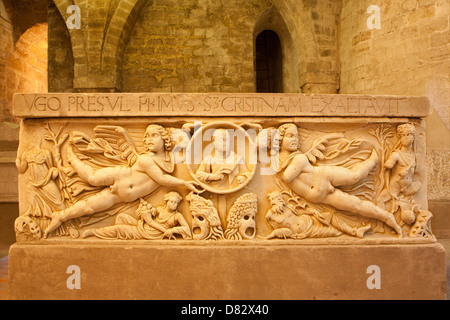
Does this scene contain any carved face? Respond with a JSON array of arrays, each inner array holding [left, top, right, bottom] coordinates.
[[399, 131, 415, 147], [191, 210, 210, 240], [409, 220, 424, 237], [397, 124, 416, 148], [269, 193, 286, 215], [408, 210, 430, 237], [212, 129, 230, 154], [272, 133, 280, 152], [237, 208, 256, 240], [166, 197, 180, 212], [15, 216, 42, 240], [144, 126, 165, 152], [281, 124, 299, 152]]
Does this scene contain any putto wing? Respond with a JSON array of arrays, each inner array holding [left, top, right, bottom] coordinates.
[[93, 125, 139, 166]]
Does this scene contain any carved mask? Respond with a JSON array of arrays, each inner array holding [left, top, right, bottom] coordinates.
[[191, 211, 210, 240], [227, 193, 258, 240], [409, 219, 425, 237], [187, 192, 222, 240], [408, 209, 431, 238], [237, 210, 256, 240], [15, 216, 42, 240]]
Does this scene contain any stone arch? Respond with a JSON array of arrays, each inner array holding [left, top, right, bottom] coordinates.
[[1, 0, 48, 46], [256, 2, 338, 93], [254, 5, 302, 93], [52, 0, 148, 91], [101, 0, 149, 90], [4, 23, 47, 120], [52, 0, 88, 85], [10, 23, 48, 92]]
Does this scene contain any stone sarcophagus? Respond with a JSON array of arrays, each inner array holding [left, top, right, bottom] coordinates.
[[9, 93, 446, 300]]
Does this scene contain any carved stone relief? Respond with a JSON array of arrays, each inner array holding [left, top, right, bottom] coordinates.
[[189, 121, 256, 195], [13, 95, 434, 242]]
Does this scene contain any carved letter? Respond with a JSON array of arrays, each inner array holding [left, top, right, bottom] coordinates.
[[47, 97, 61, 111]]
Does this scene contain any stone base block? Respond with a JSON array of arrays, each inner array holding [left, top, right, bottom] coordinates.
[[8, 241, 446, 300]]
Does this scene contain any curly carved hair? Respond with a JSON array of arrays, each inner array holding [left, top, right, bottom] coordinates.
[[163, 191, 183, 204], [225, 193, 257, 240], [397, 123, 416, 137], [277, 123, 297, 143], [186, 192, 225, 240], [267, 123, 297, 152], [145, 124, 174, 151]]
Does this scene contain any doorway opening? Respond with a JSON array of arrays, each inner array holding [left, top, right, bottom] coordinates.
[[255, 30, 283, 93]]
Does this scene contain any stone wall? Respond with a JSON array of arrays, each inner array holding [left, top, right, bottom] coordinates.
[[0, 1, 14, 122], [121, 0, 341, 94], [340, 0, 448, 126], [47, 0, 341, 94], [6, 23, 48, 104], [122, 0, 273, 93], [0, 0, 47, 122], [47, 0, 73, 93]]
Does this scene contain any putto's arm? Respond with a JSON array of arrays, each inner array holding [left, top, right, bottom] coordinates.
[[142, 156, 202, 192], [384, 151, 399, 169], [282, 154, 306, 183]]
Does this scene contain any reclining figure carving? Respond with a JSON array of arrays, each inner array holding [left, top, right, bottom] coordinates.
[[43, 124, 201, 238], [82, 192, 192, 240], [262, 190, 371, 239], [271, 123, 403, 236]]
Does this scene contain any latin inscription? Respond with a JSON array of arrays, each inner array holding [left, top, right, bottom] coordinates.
[[15, 93, 425, 118]]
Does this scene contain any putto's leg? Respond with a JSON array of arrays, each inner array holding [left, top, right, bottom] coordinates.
[[67, 146, 116, 186], [329, 149, 379, 187], [43, 211, 64, 238], [324, 189, 402, 236], [67, 146, 94, 182], [351, 149, 379, 180], [44, 189, 120, 238]]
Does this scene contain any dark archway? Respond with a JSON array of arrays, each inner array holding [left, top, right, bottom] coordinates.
[[255, 30, 283, 93]]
